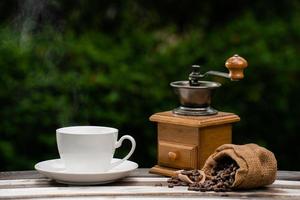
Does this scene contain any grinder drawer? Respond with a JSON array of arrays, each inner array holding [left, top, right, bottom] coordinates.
[[158, 141, 197, 169]]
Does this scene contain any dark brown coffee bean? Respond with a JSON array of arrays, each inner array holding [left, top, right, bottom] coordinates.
[[155, 183, 163, 186], [192, 185, 201, 191], [223, 181, 230, 187], [172, 179, 179, 183], [192, 170, 200, 176], [176, 182, 183, 186], [190, 182, 198, 187], [168, 184, 174, 188], [212, 178, 218, 183], [216, 187, 226, 192], [188, 187, 195, 191], [216, 182, 224, 188], [221, 173, 230, 180], [211, 169, 216, 176], [167, 178, 173, 183], [180, 182, 188, 186], [207, 186, 213, 191]]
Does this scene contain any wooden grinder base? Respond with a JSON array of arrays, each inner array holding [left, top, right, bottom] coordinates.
[[149, 111, 240, 177]]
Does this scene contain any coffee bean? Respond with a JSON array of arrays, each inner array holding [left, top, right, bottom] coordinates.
[[216, 182, 223, 187], [168, 183, 174, 188], [190, 182, 198, 187], [212, 177, 218, 183], [192, 170, 200, 176], [188, 186, 198, 191], [155, 183, 163, 186], [180, 182, 188, 186], [172, 179, 179, 183]]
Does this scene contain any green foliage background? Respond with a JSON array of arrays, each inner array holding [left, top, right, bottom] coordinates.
[[0, 0, 300, 170]]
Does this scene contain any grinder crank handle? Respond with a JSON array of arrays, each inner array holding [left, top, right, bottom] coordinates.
[[189, 54, 248, 85], [225, 54, 248, 81]]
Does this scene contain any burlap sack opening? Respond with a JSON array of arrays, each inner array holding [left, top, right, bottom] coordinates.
[[202, 143, 277, 189]]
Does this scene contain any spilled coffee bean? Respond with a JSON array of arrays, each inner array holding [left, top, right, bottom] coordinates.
[[167, 156, 239, 192]]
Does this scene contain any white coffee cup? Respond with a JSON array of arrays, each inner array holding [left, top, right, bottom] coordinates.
[[56, 126, 136, 172]]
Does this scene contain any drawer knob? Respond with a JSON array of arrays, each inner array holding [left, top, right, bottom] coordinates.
[[168, 151, 177, 161]]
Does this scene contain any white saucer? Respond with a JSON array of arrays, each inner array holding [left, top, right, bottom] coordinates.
[[35, 158, 138, 185]]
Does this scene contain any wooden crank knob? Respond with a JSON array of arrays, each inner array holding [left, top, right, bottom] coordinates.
[[225, 54, 248, 81], [168, 151, 177, 161]]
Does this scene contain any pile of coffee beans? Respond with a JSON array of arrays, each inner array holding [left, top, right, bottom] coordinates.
[[167, 176, 188, 187], [167, 156, 239, 192], [181, 169, 204, 182]]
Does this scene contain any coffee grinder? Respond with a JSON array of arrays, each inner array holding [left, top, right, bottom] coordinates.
[[149, 54, 248, 176]]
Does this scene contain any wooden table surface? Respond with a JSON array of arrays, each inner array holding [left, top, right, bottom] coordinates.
[[1, 169, 300, 199]]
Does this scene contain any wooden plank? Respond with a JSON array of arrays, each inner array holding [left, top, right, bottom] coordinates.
[[1, 176, 300, 190], [8, 197, 296, 200], [0, 171, 45, 180], [0, 177, 169, 189], [14, 197, 300, 200], [0, 169, 159, 180], [1, 185, 300, 199], [1, 170, 300, 181], [1, 177, 300, 199], [1, 170, 300, 199], [0, 178, 61, 188], [270, 180, 300, 189], [28, 198, 215, 200], [34, 198, 300, 200], [277, 171, 300, 181]]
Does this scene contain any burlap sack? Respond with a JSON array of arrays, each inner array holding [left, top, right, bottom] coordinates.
[[202, 143, 277, 189]]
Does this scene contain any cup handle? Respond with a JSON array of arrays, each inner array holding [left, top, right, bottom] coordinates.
[[111, 135, 136, 168]]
